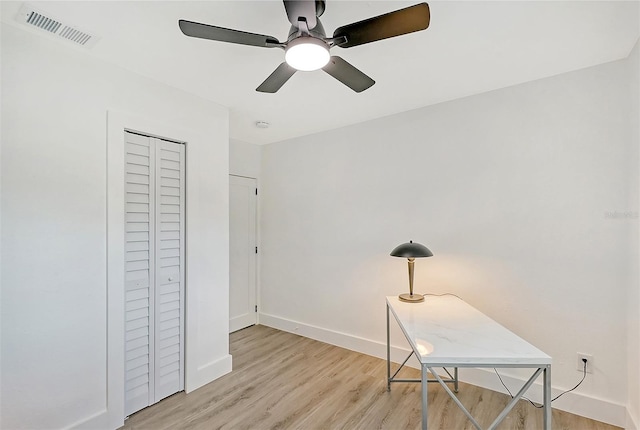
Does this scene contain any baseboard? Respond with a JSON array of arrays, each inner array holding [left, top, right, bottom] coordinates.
[[186, 353, 233, 394], [259, 312, 627, 428], [67, 355, 232, 430], [627, 407, 639, 430], [258, 312, 418, 366], [66, 408, 108, 430], [460, 367, 627, 428], [230, 314, 256, 333]]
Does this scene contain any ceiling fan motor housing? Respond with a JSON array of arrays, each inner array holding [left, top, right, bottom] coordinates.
[[287, 19, 326, 41]]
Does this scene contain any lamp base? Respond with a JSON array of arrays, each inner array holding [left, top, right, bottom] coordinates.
[[399, 293, 425, 303]]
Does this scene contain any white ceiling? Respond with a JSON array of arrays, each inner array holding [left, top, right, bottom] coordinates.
[[2, 1, 639, 144]]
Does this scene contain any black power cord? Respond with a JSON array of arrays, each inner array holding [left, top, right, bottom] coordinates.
[[421, 293, 589, 407], [494, 358, 588, 409]]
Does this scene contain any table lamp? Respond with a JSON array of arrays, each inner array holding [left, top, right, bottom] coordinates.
[[390, 240, 433, 303]]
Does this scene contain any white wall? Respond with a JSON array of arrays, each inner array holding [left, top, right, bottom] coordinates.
[[260, 54, 636, 426], [230, 138, 261, 179], [627, 40, 640, 430], [1, 23, 230, 429]]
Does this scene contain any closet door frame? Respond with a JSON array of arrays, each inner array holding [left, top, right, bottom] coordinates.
[[107, 111, 193, 428]]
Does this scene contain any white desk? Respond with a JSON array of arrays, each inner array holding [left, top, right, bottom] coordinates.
[[386, 295, 552, 430]]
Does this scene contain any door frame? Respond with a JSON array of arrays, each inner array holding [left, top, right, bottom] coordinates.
[[107, 111, 193, 428], [229, 174, 259, 332]]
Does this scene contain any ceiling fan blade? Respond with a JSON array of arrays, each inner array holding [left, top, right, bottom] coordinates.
[[256, 63, 297, 93], [283, 0, 317, 30], [322, 56, 374, 93], [179, 20, 281, 48], [333, 3, 430, 48]]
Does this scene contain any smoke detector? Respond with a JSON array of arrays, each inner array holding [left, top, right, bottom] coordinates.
[[15, 3, 100, 48], [255, 121, 270, 129]]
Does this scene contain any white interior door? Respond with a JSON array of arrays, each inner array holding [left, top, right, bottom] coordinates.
[[124, 131, 185, 417], [229, 175, 257, 333]]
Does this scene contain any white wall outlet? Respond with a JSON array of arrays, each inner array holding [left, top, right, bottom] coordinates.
[[577, 353, 593, 373]]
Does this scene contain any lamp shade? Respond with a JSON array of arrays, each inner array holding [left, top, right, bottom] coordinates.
[[390, 240, 433, 258]]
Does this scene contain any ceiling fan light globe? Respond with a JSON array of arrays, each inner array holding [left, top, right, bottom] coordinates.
[[285, 37, 330, 71]]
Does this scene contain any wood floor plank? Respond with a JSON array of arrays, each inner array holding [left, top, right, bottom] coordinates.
[[120, 325, 621, 430]]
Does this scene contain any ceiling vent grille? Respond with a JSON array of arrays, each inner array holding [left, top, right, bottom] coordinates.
[[16, 4, 99, 48]]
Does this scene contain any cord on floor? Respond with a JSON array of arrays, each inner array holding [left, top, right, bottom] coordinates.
[[494, 360, 587, 409]]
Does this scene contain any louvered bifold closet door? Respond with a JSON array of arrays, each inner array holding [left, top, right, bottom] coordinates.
[[124, 132, 185, 417], [124, 132, 156, 416], [153, 139, 185, 402]]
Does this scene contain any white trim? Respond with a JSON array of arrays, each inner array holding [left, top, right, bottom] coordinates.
[[66, 409, 108, 430], [628, 407, 639, 430], [259, 312, 627, 428], [188, 354, 233, 393], [230, 314, 257, 333], [461, 368, 627, 427], [258, 312, 413, 364], [255, 175, 262, 328], [107, 110, 127, 429]]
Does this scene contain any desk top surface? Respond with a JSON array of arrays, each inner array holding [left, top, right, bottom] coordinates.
[[386, 295, 551, 366]]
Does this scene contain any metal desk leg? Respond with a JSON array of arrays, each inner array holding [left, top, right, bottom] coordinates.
[[387, 303, 391, 392], [544, 365, 551, 429], [422, 364, 428, 430], [454, 367, 459, 393]]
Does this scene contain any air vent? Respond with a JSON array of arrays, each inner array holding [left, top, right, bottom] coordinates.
[[16, 4, 99, 48]]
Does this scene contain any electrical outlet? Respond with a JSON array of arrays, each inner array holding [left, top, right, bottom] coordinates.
[[577, 353, 593, 374]]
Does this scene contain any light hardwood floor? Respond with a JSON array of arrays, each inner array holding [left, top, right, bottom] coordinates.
[[121, 325, 620, 430]]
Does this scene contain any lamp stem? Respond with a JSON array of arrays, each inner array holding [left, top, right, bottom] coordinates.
[[408, 258, 415, 296]]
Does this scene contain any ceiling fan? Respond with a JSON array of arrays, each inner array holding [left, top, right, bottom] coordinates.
[[178, 1, 430, 93]]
